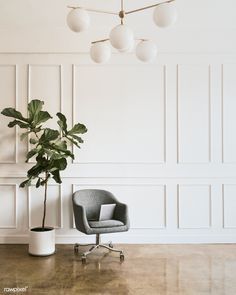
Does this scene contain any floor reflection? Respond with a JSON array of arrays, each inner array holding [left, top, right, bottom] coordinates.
[[1, 244, 236, 294]]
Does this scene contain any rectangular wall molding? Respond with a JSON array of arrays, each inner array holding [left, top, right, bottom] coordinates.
[[0, 184, 17, 229], [27, 64, 63, 159], [177, 64, 211, 164], [27, 64, 63, 111], [0, 65, 18, 164], [177, 184, 212, 229], [222, 184, 236, 228], [28, 184, 63, 229], [72, 64, 166, 164], [221, 64, 236, 163]]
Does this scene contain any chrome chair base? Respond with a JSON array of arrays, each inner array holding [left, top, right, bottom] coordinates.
[[74, 234, 124, 264]]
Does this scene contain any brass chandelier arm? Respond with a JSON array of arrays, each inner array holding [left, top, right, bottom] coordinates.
[[67, 6, 118, 16], [91, 38, 110, 44], [91, 37, 149, 44], [125, 0, 175, 15]]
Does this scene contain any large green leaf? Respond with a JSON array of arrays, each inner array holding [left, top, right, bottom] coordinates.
[[66, 136, 80, 148], [28, 100, 44, 120], [54, 140, 67, 151], [34, 111, 52, 126], [1, 108, 29, 122], [51, 170, 62, 184], [49, 143, 74, 159], [36, 178, 41, 188], [56, 112, 67, 133], [8, 120, 29, 129], [67, 123, 87, 135], [44, 149, 54, 158], [50, 153, 64, 160], [35, 154, 49, 166], [48, 158, 67, 175], [27, 155, 50, 177], [20, 178, 32, 188], [53, 158, 67, 170], [27, 163, 44, 178], [40, 128, 60, 143], [71, 134, 84, 143], [27, 100, 52, 126], [29, 138, 38, 145], [25, 148, 40, 162], [46, 140, 74, 159]]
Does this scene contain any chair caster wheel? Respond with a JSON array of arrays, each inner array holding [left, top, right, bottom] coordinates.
[[74, 245, 79, 253], [120, 253, 124, 261], [82, 256, 87, 264], [109, 242, 113, 248]]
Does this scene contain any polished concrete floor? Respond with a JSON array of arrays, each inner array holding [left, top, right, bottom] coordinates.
[[0, 244, 236, 295]]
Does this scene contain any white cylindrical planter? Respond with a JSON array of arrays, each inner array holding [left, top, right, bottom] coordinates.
[[29, 227, 55, 256]]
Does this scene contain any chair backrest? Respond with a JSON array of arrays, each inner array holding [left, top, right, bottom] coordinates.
[[72, 189, 118, 220]]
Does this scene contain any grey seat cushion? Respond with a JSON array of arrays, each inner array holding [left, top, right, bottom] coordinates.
[[89, 219, 124, 228]]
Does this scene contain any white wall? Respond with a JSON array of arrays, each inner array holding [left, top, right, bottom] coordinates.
[[0, 0, 236, 244]]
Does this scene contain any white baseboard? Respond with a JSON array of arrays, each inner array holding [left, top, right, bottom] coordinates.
[[0, 235, 29, 244], [1, 234, 236, 244]]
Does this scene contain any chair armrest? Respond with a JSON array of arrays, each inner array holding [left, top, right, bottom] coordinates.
[[73, 203, 90, 234], [114, 202, 129, 226]]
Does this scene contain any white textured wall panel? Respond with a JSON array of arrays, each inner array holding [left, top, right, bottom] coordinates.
[[223, 185, 236, 228], [178, 185, 211, 229], [0, 54, 235, 243], [0, 65, 17, 163], [28, 64, 62, 127], [222, 64, 236, 163], [0, 185, 17, 229], [177, 65, 210, 163], [73, 65, 166, 163]]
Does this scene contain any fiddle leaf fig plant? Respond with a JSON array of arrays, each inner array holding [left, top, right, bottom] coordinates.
[[1, 100, 87, 230]]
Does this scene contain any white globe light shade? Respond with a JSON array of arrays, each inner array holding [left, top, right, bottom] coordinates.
[[118, 39, 134, 53], [153, 3, 178, 28], [109, 24, 134, 51], [67, 8, 90, 32], [90, 42, 111, 64], [136, 40, 157, 62]]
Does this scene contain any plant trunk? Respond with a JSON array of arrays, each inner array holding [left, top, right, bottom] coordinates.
[[42, 172, 48, 230]]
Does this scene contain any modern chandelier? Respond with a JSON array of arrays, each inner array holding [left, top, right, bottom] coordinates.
[[66, 0, 177, 63]]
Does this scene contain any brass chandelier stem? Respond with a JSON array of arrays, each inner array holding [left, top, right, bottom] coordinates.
[[119, 0, 125, 24]]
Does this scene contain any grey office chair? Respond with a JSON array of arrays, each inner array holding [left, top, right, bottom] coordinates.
[[72, 189, 130, 263]]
